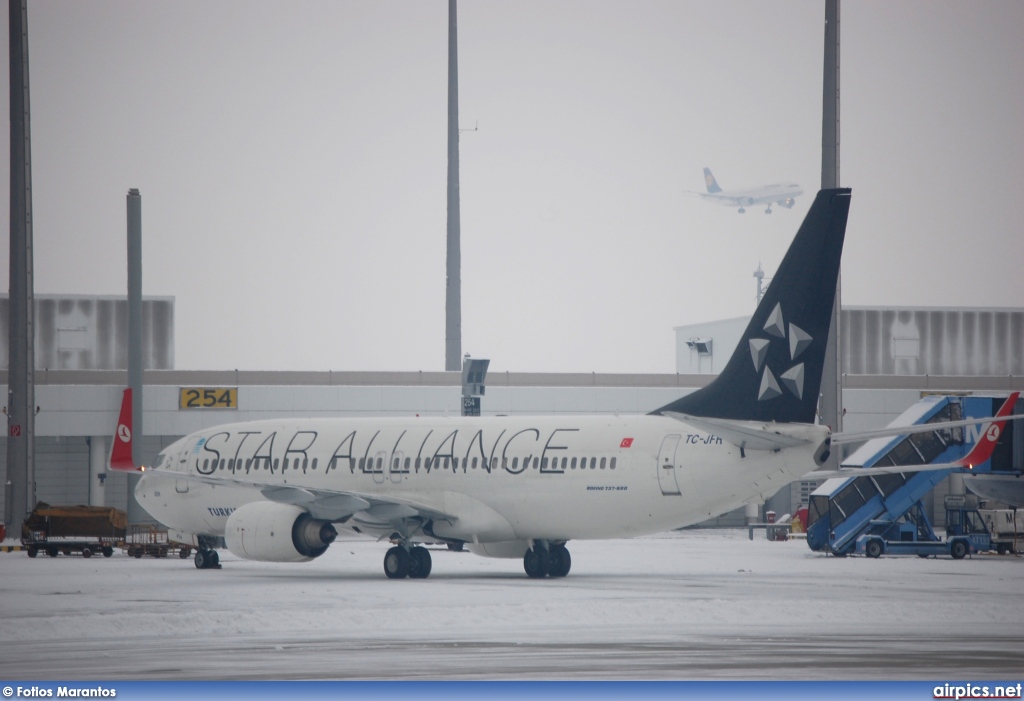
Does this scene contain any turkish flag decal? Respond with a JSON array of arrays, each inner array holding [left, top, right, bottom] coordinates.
[[620, 437, 634, 448]]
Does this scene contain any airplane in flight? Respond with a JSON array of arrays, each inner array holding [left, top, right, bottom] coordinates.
[[105, 187, 1018, 579], [696, 167, 803, 214]]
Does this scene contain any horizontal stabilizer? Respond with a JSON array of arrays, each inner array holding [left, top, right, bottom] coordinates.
[[808, 461, 969, 480], [831, 413, 1024, 445], [808, 392, 1021, 479], [664, 412, 815, 452]]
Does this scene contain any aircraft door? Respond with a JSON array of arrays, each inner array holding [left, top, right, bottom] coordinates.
[[389, 451, 405, 483], [175, 436, 203, 494], [372, 450, 387, 484], [657, 434, 682, 496]]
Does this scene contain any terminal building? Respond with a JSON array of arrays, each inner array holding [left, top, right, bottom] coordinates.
[[2, 296, 1021, 529]]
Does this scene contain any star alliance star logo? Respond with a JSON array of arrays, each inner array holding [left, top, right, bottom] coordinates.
[[749, 303, 810, 402]]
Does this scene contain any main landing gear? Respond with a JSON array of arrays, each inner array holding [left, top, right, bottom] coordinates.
[[194, 548, 220, 569], [523, 542, 571, 579], [383, 545, 433, 579]]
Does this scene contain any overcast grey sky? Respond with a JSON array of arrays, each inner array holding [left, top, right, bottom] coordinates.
[[2, 1, 1022, 373]]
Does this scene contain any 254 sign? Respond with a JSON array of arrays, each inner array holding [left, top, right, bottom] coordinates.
[[179, 387, 238, 410]]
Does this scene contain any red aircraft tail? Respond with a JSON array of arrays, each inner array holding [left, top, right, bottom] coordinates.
[[957, 391, 1020, 469], [109, 388, 141, 471]]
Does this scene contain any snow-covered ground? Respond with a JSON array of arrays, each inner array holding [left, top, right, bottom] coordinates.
[[1, 529, 1022, 680]]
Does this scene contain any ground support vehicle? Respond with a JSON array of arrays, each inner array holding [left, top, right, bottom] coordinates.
[[124, 524, 194, 559], [807, 394, 1020, 557], [975, 508, 1022, 554], [855, 504, 991, 559], [21, 502, 127, 558]]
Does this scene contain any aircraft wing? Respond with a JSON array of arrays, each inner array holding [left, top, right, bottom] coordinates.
[[153, 468, 456, 524]]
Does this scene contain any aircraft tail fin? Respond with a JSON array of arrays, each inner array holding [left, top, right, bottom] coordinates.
[[958, 392, 1020, 469], [109, 388, 141, 471], [703, 167, 722, 193], [652, 188, 852, 424]]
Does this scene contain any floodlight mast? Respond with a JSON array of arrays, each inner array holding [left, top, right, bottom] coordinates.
[[820, 0, 843, 450], [7, 0, 36, 538], [445, 0, 462, 371]]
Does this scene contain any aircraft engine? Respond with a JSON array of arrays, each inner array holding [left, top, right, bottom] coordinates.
[[780, 198, 796, 209], [225, 501, 337, 562]]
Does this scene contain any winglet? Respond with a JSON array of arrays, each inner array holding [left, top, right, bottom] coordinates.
[[109, 388, 141, 471], [957, 392, 1020, 469]]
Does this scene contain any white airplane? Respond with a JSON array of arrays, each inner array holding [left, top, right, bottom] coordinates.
[[109, 188, 852, 577], [697, 167, 803, 214], [109, 189, 853, 580]]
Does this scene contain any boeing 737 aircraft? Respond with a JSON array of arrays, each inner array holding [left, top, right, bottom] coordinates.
[[112, 189, 850, 577], [697, 167, 803, 214], [108, 188, 1020, 578]]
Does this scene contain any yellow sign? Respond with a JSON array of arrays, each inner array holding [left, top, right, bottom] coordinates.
[[179, 387, 238, 409]]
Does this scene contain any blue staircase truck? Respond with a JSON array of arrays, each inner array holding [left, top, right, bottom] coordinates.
[[806, 394, 1019, 558]]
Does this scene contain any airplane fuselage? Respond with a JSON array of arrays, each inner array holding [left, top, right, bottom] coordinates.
[[701, 183, 803, 209], [136, 414, 824, 550]]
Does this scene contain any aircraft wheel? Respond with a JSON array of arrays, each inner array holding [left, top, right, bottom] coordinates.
[[738, 207, 746, 214], [548, 544, 571, 577], [195, 549, 219, 569], [865, 539, 882, 559], [951, 540, 968, 560], [523, 547, 550, 578], [408, 546, 432, 579], [384, 546, 410, 579]]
